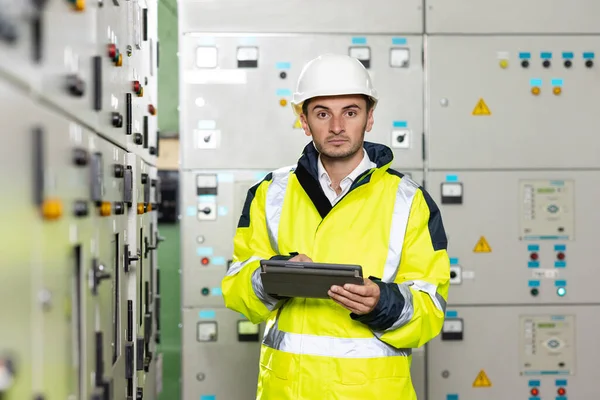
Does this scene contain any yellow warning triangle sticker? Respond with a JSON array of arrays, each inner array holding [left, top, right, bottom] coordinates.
[[293, 117, 303, 129], [472, 98, 491, 116], [473, 369, 492, 387], [473, 236, 492, 253]]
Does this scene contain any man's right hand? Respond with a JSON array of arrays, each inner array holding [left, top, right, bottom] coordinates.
[[289, 254, 313, 262]]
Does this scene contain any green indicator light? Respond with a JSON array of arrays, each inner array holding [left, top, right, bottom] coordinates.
[[557, 287, 567, 297]]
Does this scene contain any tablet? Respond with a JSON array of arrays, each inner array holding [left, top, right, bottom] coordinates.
[[259, 259, 363, 299]]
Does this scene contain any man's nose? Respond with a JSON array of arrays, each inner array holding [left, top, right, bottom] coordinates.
[[329, 115, 344, 134]]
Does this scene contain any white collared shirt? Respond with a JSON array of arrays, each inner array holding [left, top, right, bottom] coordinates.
[[317, 148, 376, 205]]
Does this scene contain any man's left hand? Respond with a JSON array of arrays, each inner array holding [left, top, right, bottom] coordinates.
[[328, 278, 380, 315]]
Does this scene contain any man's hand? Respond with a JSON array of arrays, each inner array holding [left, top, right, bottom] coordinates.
[[289, 254, 312, 262], [328, 278, 380, 315]]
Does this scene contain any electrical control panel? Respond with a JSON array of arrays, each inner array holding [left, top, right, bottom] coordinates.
[[179, 0, 423, 34], [0, 2, 161, 400], [426, 36, 600, 170], [427, 171, 599, 305], [428, 306, 599, 400], [182, 308, 262, 400], [180, 170, 265, 307]]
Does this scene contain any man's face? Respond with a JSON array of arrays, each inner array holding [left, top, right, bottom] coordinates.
[[300, 94, 374, 160]]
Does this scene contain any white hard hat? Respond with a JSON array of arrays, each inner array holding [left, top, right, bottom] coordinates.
[[291, 53, 379, 116]]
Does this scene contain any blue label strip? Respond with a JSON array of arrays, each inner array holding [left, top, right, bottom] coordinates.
[[197, 247, 214, 256], [446, 175, 458, 182], [528, 280, 540, 287], [551, 78, 564, 86], [392, 37, 407, 45], [555, 280, 567, 287], [530, 78, 542, 86], [276, 62, 291, 69], [529, 380, 541, 386], [446, 310, 458, 318], [276, 88, 292, 97], [556, 379, 568, 386], [519, 52, 531, 59], [524, 236, 569, 241], [583, 52, 595, 59], [211, 287, 222, 296], [352, 37, 367, 45], [528, 244, 540, 251], [555, 261, 566, 268], [199, 310, 216, 319], [450, 258, 459, 265], [211, 256, 226, 266], [541, 52, 553, 59], [562, 52, 574, 59], [393, 120, 407, 128], [446, 395, 459, 400], [554, 244, 566, 251], [528, 261, 540, 268]]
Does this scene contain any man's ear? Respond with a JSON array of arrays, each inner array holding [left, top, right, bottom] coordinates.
[[300, 114, 311, 137], [365, 108, 375, 132]]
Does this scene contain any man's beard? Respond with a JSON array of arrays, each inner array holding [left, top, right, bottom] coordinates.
[[309, 121, 366, 160]]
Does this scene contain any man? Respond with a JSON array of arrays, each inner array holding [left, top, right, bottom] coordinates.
[[222, 54, 450, 399]]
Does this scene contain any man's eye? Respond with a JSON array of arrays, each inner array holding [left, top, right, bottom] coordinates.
[[347, 111, 356, 117], [318, 112, 328, 118]]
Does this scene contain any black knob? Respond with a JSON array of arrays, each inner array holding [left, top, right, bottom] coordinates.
[[531, 288, 539, 296], [73, 148, 89, 166], [280, 71, 287, 79], [521, 60, 529, 68], [133, 133, 143, 145], [112, 112, 123, 128], [450, 270, 457, 279], [543, 60, 551, 68], [66, 74, 85, 97], [586, 60, 594, 68], [201, 207, 211, 214], [114, 164, 124, 178], [74, 200, 89, 217], [141, 173, 148, 184], [149, 147, 157, 155], [114, 202, 125, 215], [201, 288, 210, 296], [564, 60, 572, 68]]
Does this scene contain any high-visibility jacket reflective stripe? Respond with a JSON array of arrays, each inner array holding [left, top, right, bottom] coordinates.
[[265, 165, 295, 254], [263, 317, 412, 358]]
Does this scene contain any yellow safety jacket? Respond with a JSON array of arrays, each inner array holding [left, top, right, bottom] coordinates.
[[222, 141, 450, 400]]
